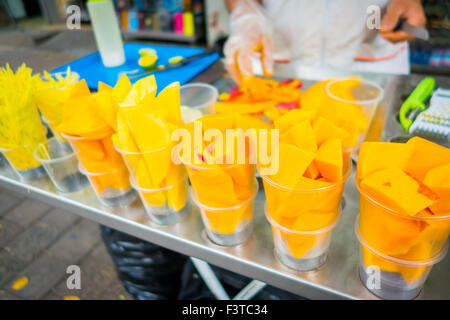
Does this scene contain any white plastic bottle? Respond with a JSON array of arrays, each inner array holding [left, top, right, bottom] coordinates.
[[87, 0, 125, 67]]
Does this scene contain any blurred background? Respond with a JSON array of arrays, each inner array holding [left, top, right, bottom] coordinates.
[[0, 0, 449, 75]]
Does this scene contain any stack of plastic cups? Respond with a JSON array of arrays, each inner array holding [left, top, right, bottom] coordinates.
[[261, 161, 352, 271], [62, 132, 136, 208], [179, 83, 218, 123], [180, 148, 257, 246], [114, 143, 190, 226], [356, 181, 450, 299], [34, 137, 88, 193], [325, 78, 384, 153]]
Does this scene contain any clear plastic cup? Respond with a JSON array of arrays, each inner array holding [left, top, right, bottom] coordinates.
[[326, 78, 384, 151], [260, 161, 351, 270], [113, 142, 172, 185], [357, 179, 450, 261], [0, 144, 47, 181], [355, 216, 448, 300], [34, 138, 88, 193], [265, 203, 341, 271], [180, 83, 218, 123], [78, 163, 137, 208], [191, 181, 258, 246], [130, 175, 190, 225]]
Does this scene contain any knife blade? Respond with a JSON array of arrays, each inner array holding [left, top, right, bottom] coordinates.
[[394, 20, 429, 41]]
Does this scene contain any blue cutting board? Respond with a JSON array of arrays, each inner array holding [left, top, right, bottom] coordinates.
[[52, 43, 220, 93]]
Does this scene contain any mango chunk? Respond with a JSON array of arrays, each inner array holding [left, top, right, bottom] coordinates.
[[361, 168, 435, 217], [304, 162, 320, 179], [356, 141, 414, 180], [314, 138, 343, 182], [313, 117, 350, 146]]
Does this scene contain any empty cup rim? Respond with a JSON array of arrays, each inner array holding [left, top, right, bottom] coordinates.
[[260, 160, 352, 193], [78, 162, 127, 176], [191, 179, 259, 211], [33, 137, 74, 163], [326, 77, 384, 105], [180, 83, 219, 111], [356, 179, 450, 221], [264, 202, 341, 235], [129, 174, 188, 192], [113, 139, 170, 156], [355, 215, 449, 266]]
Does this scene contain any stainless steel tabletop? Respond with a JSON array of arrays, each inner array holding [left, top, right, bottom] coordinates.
[[0, 62, 448, 299]]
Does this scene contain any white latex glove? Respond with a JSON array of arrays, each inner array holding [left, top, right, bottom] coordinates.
[[223, 0, 273, 84]]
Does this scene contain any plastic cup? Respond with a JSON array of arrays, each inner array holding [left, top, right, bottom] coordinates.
[[355, 216, 448, 299], [265, 203, 341, 271], [130, 175, 190, 225], [113, 141, 190, 219], [78, 163, 136, 208], [326, 78, 384, 151], [191, 181, 258, 246], [180, 83, 218, 123], [42, 117, 66, 142], [260, 161, 352, 270], [0, 143, 47, 182], [113, 142, 170, 185], [62, 131, 130, 185], [34, 138, 88, 193], [357, 179, 450, 261]]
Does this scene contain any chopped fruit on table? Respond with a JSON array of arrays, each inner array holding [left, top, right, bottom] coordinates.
[[357, 137, 450, 283], [217, 76, 370, 150]]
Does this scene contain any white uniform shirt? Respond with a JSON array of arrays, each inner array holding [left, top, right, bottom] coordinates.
[[262, 0, 410, 74]]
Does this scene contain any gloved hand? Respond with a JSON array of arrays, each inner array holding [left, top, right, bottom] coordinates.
[[224, 0, 273, 84], [380, 0, 426, 43]]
